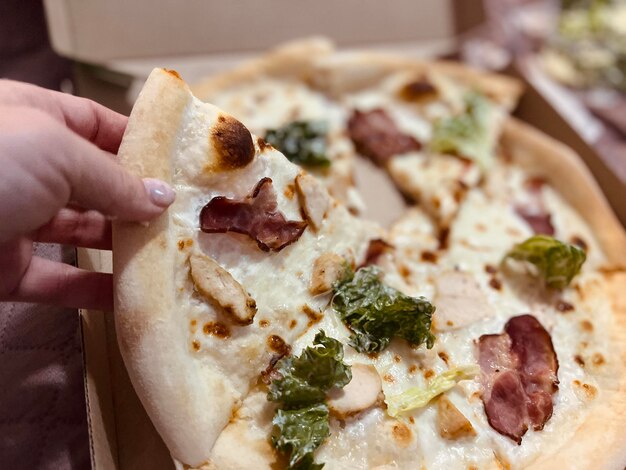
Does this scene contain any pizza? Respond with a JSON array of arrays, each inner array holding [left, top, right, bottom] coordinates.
[[112, 40, 626, 470]]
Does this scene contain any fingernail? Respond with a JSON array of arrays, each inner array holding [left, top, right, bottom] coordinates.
[[143, 178, 176, 207]]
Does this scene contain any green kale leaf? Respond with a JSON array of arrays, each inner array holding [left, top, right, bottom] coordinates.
[[430, 92, 494, 169], [268, 330, 352, 408], [272, 403, 330, 469], [265, 120, 331, 167], [268, 331, 350, 468], [332, 266, 435, 353], [503, 235, 586, 289]]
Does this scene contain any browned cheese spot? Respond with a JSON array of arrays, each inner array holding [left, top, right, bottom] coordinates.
[[421, 251, 438, 263], [424, 369, 435, 379], [446, 320, 454, 327], [438, 227, 450, 250], [393, 354, 401, 364], [574, 355, 585, 367], [573, 380, 597, 400], [210, 114, 255, 171], [580, 320, 593, 332], [408, 365, 418, 374], [191, 340, 201, 352], [556, 300, 574, 313], [283, 184, 295, 200], [302, 304, 323, 326], [391, 422, 413, 447], [408, 416, 415, 424], [592, 352, 605, 366], [505, 227, 523, 237], [484, 264, 498, 274], [203, 321, 230, 339], [489, 277, 502, 291], [259, 319, 270, 328], [438, 351, 450, 365], [399, 264, 412, 279], [267, 335, 291, 356], [178, 238, 194, 251], [383, 373, 395, 383], [289, 319, 298, 330]]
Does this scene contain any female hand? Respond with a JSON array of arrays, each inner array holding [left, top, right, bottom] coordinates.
[[0, 80, 175, 310]]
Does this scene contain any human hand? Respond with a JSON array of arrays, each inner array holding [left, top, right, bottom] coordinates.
[[0, 80, 175, 310]]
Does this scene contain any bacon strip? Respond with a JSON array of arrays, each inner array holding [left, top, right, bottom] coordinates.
[[514, 178, 555, 235], [200, 178, 307, 252], [478, 315, 559, 444], [347, 109, 421, 166]]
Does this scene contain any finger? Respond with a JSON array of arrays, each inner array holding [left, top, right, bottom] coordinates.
[[0, 109, 175, 228], [34, 208, 112, 250], [64, 130, 176, 220], [4, 256, 113, 310], [0, 80, 127, 152]]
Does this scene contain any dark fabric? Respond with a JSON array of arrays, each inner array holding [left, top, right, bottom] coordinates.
[[0, 2, 88, 469], [0, 244, 90, 470]]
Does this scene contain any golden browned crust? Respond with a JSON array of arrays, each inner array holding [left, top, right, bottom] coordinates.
[[498, 121, 626, 468], [191, 37, 335, 99], [501, 118, 626, 267], [209, 114, 255, 171], [192, 38, 523, 112], [308, 51, 523, 110]]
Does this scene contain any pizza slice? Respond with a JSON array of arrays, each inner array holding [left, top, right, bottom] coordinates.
[[338, 61, 523, 230], [112, 68, 388, 467]]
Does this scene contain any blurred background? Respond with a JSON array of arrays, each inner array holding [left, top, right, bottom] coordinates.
[[1, 0, 624, 468]]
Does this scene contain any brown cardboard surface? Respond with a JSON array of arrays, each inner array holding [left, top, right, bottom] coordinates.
[[509, 65, 626, 228], [44, 0, 456, 61]]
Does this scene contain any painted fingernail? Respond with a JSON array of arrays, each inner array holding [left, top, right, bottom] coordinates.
[[143, 178, 176, 207]]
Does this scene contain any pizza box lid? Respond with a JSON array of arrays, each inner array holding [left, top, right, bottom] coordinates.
[[43, 0, 484, 63]]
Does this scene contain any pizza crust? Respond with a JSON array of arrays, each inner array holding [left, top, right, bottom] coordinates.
[[501, 118, 626, 268], [113, 70, 240, 465]]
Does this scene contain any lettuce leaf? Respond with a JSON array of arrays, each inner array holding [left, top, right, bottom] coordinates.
[[268, 330, 352, 408], [272, 403, 329, 469], [268, 331, 351, 468], [332, 266, 435, 353], [385, 365, 479, 417], [265, 120, 331, 167], [504, 235, 586, 289], [430, 92, 494, 169]]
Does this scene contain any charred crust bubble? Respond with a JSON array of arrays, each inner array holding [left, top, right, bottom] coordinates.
[[164, 69, 182, 80], [257, 137, 272, 152], [211, 114, 255, 170]]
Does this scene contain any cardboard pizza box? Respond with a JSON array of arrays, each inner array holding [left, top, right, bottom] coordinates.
[[41, 1, 624, 469]]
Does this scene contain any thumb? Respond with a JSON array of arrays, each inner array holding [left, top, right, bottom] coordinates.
[[62, 124, 176, 221]]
